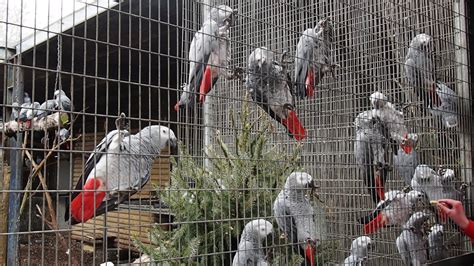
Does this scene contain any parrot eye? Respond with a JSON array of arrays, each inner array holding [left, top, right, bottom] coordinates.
[[162, 130, 166, 134]]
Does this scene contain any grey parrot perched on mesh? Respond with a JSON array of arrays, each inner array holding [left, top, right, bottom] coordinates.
[[273, 172, 318, 265], [342, 236, 373, 266], [396, 211, 432, 266], [175, 5, 239, 111], [245, 47, 306, 141], [294, 18, 336, 98], [232, 219, 273, 266], [359, 190, 427, 234], [410, 165, 464, 201], [370, 92, 416, 152], [428, 82, 458, 128], [354, 108, 390, 204], [428, 224, 447, 262], [405, 34, 459, 128], [394, 133, 419, 186], [66, 123, 177, 224]]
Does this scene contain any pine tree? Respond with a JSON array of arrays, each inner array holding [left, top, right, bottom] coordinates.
[[135, 102, 335, 265]]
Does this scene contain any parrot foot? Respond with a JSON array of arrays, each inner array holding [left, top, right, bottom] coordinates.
[[402, 185, 412, 193], [115, 112, 128, 131], [228, 67, 244, 80], [459, 183, 468, 193]]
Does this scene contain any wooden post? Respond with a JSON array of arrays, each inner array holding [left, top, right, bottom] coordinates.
[[0, 165, 11, 263], [7, 59, 24, 266]]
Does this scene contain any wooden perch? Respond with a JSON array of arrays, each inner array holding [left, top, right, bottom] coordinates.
[[1, 112, 69, 137]]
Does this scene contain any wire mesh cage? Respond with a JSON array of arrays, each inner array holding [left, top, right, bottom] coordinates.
[[0, 0, 472, 265]]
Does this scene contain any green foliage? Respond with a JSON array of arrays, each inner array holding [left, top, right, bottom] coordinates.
[[135, 103, 302, 265]]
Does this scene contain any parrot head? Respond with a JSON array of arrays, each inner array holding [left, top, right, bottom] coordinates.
[[406, 190, 428, 208], [246, 219, 273, 240], [286, 171, 315, 189], [145, 125, 178, 152], [351, 236, 373, 255], [250, 47, 274, 70], [210, 5, 237, 26], [369, 91, 388, 109], [429, 224, 444, 238], [410, 33, 432, 52], [414, 165, 435, 184]]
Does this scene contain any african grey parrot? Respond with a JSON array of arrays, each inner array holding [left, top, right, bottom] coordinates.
[[410, 165, 464, 202], [428, 224, 447, 262], [19, 101, 41, 128], [232, 219, 273, 266], [246, 47, 306, 141], [394, 133, 419, 186], [360, 190, 427, 234], [17, 93, 32, 123], [54, 89, 72, 112], [396, 211, 431, 266], [37, 89, 72, 118], [354, 108, 390, 203], [428, 82, 458, 128], [370, 92, 416, 152], [174, 5, 238, 111], [66, 124, 177, 224], [342, 236, 373, 266], [405, 33, 435, 100], [405, 34, 459, 128], [273, 172, 317, 265], [294, 18, 336, 98]]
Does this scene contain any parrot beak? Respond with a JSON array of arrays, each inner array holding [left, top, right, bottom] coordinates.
[[169, 138, 178, 155]]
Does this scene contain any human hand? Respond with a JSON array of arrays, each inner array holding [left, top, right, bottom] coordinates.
[[437, 199, 470, 230]]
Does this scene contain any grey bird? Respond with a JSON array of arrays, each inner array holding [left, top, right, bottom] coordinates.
[[354, 109, 390, 203], [294, 18, 336, 98], [175, 5, 238, 111], [428, 224, 447, 262], [232, 219, 273, 266], [405, 33, 436, 104], [273, 172, 317, 265], [428, 82, 458, 128], [54, 89, 72, 112], [411, 165, 463, 201], [245, 47, 306, 141], [396, 211, 431, 266], [342, 236, 373, 265], [394, 133, 419, 186], [66, 125, 177, 224], [19, 101, 41, 128], [361, 190, 427, 234], [36, 99, 59, 118], [17, 93, 32, 122]]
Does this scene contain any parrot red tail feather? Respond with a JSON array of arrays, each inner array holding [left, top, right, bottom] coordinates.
[[70, 178, 106, 223], [364, 212, 386, 234], [305, 68, 315, 98], [305, 242, 316, 266], [281, 111, 306, 141], [199, 66, 214, 103]]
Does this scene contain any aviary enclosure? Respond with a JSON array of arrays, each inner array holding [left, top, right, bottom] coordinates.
[[0, 0, 472, 265]]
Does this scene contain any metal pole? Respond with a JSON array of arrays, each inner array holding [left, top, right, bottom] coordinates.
[[7, 57, 24, 266], [202, 0, 212, 170], [453, 0, 471, 195]]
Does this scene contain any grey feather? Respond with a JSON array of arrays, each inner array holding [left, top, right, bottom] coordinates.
[[429, 82, 458, 128], [428, 224, 446, 262], [396, 211, 430, 266]]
